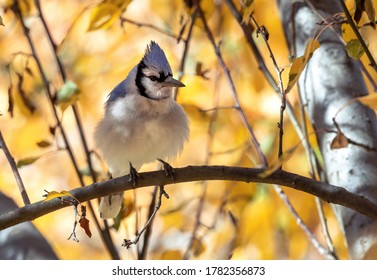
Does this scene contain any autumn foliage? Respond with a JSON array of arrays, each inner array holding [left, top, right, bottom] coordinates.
[[0, 0, 377, 260]]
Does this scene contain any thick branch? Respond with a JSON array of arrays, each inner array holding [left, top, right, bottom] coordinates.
[[1, 165, 377, 230]]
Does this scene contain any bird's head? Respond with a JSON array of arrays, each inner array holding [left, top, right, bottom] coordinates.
[[135, 41, 185, 100]]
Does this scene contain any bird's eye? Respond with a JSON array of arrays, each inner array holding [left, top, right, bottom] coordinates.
[[148, 76, 158, 81]]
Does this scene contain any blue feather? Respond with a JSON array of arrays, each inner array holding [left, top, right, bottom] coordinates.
[[141, 41, 172, 74], [106, 79, 127, 104]]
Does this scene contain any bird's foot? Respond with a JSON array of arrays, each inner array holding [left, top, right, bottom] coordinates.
[[158, 159, 175, 182], [128, 162, 140, 186]]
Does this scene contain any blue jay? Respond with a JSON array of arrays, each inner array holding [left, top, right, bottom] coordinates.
[[94, 41, 189, 219]]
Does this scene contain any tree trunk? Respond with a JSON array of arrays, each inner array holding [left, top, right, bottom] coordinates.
[[0, 192, 58, 259], [277, 0, 377, 259]]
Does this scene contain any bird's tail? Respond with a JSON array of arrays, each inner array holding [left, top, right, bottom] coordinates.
[[99, 192, 124, 219]]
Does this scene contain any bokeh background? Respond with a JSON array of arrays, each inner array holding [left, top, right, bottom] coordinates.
[[0, 0, 376, 259]]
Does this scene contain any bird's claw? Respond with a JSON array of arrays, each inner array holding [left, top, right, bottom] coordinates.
[[128, 162, 140, 186], [158, 159, 175, 182]]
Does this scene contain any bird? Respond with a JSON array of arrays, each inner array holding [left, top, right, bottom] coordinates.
[[94, 41, 189, 219]]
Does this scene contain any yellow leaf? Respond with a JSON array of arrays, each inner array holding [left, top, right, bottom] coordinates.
[[181, 104, 211, 123], [87, 2, 121, 31], [285, 39, 320, 94], [242, 0, 254, 24], [121, 196, 134, 219], [44, 190, 73, 202], [356, 94, 377, 110], [160, 250, 183, 260], [258, 145, 298, 178]]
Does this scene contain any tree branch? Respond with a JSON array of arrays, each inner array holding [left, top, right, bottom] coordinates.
[[1, 165, 377, 231]]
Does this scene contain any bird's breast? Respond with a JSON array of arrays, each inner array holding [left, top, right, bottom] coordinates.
[[95, 96, 189, 176]]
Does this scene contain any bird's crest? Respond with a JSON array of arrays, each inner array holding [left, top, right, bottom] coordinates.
[[140, 41, 172, 73]]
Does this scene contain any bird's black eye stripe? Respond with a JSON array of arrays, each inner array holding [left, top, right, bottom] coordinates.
[[147, 72, 172, 82]]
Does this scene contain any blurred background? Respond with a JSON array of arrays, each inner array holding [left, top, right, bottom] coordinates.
[[0, 0, 376, 259]]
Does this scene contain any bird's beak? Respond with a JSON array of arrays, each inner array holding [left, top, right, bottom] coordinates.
[[162, 76, 185, 88]]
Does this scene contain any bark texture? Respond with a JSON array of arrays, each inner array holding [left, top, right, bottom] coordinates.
[[277, 0, 377, 259]]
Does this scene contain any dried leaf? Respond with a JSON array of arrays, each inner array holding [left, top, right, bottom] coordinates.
[[330, 132, 349, 149], [25, 66, 34, 76], [228, 211, 239, 227], [345, 39, 364, 60], [49, 126, 56, 136], [195, 62, 210, 79], [192, 238, 205, 257], [355, 94, 377, 110], [258, 145, 298, 178], [365, 0, 376, 29], [16, 72, 36, 114], [354, 0, 364, 23], [7, 85, 13, 117], [79, 217, 92, 238], [16, 156, 40, 167], [44, 190, 73, 202], [0, 16, 4, 26], [36, 140, 52, 148], [285, 39, 320, 94]]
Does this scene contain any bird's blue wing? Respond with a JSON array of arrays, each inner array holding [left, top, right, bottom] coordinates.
[[105, 79, 127, 105]]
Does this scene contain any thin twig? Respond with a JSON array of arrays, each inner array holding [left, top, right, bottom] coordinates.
[[32, 0, 119, 259], [0, 130, 31, 205], [174, 9, 197, 99], [315, 197, 338, 257], [184, 72, 221, 259], [12, 2, 84, 187], [228, 0, 338, 258], [225, 0, 279, 93], [225, 0, 305, 157], [34, 0, 98, 182], [120, 17, 182, 41], [297, 85, 338, 256], [138, 186, 158, 259], [122, 186, 167, 249], [292, 6, 338, 255], [195, 0, 267, 167], [249, 14, 286, 159], [199, 105, 239, 113], [273, 185, 337, 259], [67, 204, 80, 242]]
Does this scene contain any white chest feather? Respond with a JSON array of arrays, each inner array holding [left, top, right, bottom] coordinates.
[[94, 94, 189, 177]]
